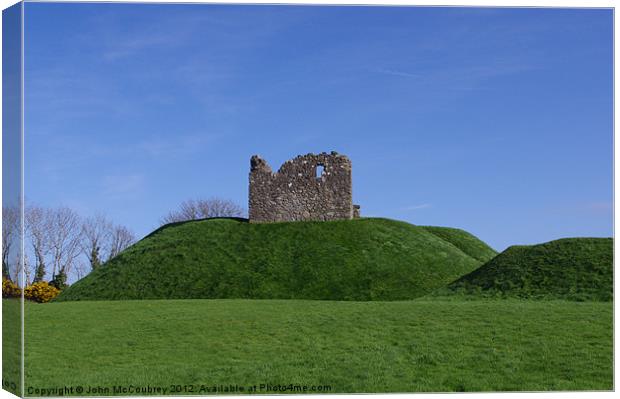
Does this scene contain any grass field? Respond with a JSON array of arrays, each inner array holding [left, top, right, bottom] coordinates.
[[21, 298, 612, 394], [2, 299, 22, 396]]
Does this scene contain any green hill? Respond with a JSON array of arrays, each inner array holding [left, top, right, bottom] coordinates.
[[56, 218, 495, 302], [441, 238, 613, 301], [420, 226, 497, 263]]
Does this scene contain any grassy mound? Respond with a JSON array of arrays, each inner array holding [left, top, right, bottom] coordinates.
[[420, 226, 497, 263], [57, 218, 495, 301], [441, 238, 613, 301]]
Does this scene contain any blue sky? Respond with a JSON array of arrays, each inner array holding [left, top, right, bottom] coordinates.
[[3, 2, 21, 209], [23, 3, 612, 251]]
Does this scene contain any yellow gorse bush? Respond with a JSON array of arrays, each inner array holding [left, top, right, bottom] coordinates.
[[2, 278, 22, 298], [3, 278, 62, 303], [24, 282, 60, 303]]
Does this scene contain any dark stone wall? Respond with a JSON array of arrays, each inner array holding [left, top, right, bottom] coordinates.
[[249, 152, 356, 223]]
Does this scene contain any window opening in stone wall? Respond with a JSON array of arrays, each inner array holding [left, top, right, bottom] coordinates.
[[316, 164, 325, 179]]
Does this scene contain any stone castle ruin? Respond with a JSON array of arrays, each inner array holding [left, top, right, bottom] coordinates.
[[249, 152, 360, 223]]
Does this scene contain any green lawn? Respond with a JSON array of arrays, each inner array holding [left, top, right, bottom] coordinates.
[[19, 298, 612, 394], [2, 299, 22, 396]]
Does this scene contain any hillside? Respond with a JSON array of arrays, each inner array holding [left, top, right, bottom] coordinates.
[[441, 238, 613, 301], [419, 226, 497, 263], [56, 218, 496, 301]]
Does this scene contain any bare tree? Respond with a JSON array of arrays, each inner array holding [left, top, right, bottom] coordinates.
[[47, 207, 82, 280], [23, 252, 32, 286], [13, 252, 24, 287], [74, 260, 89, 280], [161, 197, 244, 224], [2, 205, 19, 281], [207, 198, 245, 218], [107, 225, 136, 261], [25, 205, 50, 282], [80, 214, 113, 271], [21, 203, 138, 285]]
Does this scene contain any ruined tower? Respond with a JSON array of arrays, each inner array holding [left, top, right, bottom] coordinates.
[[249, 152, 360, 223]]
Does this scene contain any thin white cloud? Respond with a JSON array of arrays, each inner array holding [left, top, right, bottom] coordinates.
[[401, 203, 432, 211], [102, 32, 185, 61], [375, 68, 422, 79], [374, 62, 536, 92], [137, 134, 221, 158]]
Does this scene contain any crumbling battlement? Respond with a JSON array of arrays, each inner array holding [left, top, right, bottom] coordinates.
[[249, 152, 359, 223]]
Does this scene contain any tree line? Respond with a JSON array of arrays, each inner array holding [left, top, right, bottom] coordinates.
[[2, 205, 136, 288]]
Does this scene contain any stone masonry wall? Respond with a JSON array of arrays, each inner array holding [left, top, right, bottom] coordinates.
[[249, 152, 357, 223]]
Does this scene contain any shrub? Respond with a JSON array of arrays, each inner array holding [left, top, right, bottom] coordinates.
[[24, 282, 60, 303], [2, 278, 21, 298], [49, 271, 68, 290]]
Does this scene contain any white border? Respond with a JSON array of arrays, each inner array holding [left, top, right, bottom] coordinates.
[[0, 1, 616, 399]]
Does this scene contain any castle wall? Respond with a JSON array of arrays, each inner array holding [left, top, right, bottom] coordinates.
[[249, 152, 354, 223]]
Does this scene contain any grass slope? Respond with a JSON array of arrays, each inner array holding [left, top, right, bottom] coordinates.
[[441, 238, 613, 301], [57, 218, 492, 302], [23, 299, 612, 393], [419, 226, 497, 263]]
